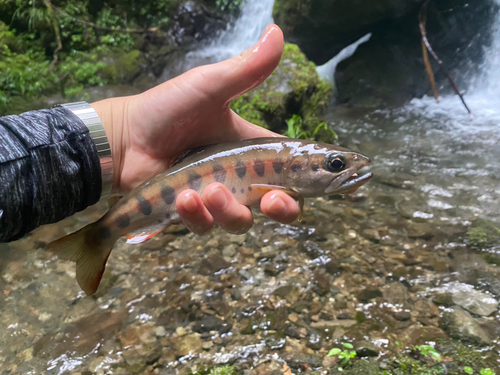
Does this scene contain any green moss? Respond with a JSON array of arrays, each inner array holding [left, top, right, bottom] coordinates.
[[466, 219, 500, 248], [272, 0, 312, 34], [230, 43, 333, 140], [466, 227, 489, 247]]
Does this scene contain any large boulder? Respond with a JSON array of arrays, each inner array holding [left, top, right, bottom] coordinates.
[[230, 43, 334, 141], [273, 0, 498, 107]]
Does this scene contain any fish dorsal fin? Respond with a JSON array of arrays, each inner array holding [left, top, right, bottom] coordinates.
[[170, 144, 217, 167]]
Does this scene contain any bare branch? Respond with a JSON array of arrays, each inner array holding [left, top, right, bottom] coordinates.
[[418, 0, 471, 114]]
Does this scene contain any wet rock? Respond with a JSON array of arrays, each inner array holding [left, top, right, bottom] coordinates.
[[172, 333, 203, 357], [157, 308, 188, 330], [440, 308, 492, 345], [34, 311, 128, 357], [332, 359, 379, 375], [306, 331, 323, 350], [285, 325, 303, 339], [472, 271, 500, 299], [312, 271, 331, 296], [393, 310, 411, 321], [198, 254, 231, 275], [357, 286, 383, 302], [381, 282, 409, 305], [284, 353, 322, 370], [354, 341, 379, 357], [193, 315, 224, 333], [253, 360, 284, 375], [452, 288, 498, 317], [407, 222, 436, 240], [362, 229, 380, 242], [432, 293, 455, 307], [401, 325, 448, 346], [273, 285, 301, 304]]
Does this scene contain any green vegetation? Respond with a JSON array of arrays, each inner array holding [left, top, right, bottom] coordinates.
[[284, 114, 338, 141], [414, 345, 441, 362], [328, 342, 357, 370], [193, 365, 239, 375]]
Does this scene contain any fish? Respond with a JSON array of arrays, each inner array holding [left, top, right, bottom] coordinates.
[[45, 137, 373, 295]]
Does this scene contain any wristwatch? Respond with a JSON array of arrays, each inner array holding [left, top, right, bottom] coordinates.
[[58, 102, 114, 198]]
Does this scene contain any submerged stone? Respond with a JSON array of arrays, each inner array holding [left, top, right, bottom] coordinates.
[[439, 308, 492, 346]]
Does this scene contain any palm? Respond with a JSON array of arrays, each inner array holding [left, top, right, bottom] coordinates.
[[92, 25, 301, 233]]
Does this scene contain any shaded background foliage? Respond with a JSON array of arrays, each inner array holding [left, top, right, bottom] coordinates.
[[0, 0, 241, 114]]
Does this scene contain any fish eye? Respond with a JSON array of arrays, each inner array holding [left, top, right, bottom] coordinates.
[[324, 154, 347, 172]]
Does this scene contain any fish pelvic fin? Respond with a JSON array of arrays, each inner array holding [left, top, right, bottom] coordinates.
[[45, 224, 115, 296]]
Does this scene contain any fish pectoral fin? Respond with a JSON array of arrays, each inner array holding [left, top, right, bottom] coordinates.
[[125, 222, 169, 244], [249, 184, 304, 222]]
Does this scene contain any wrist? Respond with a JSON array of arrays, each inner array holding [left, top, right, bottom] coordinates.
[[59, 101, 114, 198], [90, 98, 124, 192]]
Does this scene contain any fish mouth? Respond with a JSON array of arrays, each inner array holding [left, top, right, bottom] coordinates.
[[336, 172, 373, 194]]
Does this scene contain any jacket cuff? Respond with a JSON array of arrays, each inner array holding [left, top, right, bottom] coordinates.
[[57, 102, 114, 198]]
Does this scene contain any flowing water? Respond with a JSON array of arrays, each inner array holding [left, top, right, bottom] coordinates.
[[2, 0, 500, 373]]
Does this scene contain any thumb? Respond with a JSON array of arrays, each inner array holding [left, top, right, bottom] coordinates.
[[183, 24, 284, 103]]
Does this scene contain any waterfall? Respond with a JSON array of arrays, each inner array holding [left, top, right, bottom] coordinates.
[[183, 0, 274, 66], [407, 5, 500, 126]]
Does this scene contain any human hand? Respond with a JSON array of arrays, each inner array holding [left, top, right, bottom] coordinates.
[[90, 24, 301, 234]]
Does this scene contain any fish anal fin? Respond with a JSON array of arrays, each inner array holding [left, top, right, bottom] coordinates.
[[249, 184, 304, 222], [125, 222, 170, 244]]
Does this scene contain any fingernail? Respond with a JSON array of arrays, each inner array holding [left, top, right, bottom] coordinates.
[[241, 24, 274, 59], [267, 194, 287, 214], [208, 185, 228, 209], [180, 192, 198, 213]]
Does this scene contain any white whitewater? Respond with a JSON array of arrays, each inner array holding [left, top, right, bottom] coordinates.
[[407, 5, 500, 129], [186, 0, 274, 64]]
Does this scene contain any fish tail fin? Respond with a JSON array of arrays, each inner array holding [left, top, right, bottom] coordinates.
[[45, 224, 115, 295]]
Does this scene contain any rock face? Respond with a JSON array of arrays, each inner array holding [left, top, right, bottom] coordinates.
[[273, 0, 498, 107]]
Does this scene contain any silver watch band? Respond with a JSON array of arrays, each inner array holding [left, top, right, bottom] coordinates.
[[58, 102, 114, 198]]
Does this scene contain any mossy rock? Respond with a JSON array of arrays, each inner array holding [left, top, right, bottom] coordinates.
[[230, 43, 334, 141], [101, 50, 147, 84], [465, 218, 500, 248]]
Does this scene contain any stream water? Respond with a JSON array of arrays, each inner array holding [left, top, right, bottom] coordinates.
[[1, 0, 500, 373]]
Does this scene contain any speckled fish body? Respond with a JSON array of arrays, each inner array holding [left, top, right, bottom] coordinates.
[[46, 138, 372, 295]]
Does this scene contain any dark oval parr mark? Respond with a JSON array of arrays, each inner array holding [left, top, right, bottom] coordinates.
[[232, 187, 236, 194], [116, 215, 130, 228], [253, 159, 265, 177], [137, 195, 153, 216], [161, 185, 176, 205], [272, 160, 283, 174], [188, 172, 202, 191], [212, 163, 226, 183], [235, 160, 247, 179]]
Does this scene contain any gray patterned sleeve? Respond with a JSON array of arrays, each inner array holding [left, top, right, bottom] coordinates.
[[0, 107, 103, 242]]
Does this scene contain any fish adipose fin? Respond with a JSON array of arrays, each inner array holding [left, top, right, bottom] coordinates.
[[45, 224, 115, 295], [250, 184, 304, 222], [125, 221, 170, 244]]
